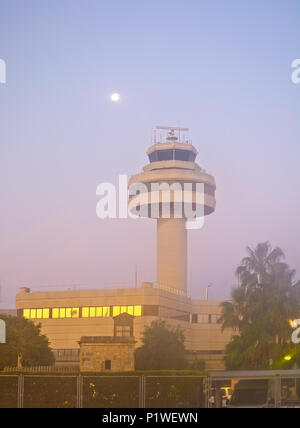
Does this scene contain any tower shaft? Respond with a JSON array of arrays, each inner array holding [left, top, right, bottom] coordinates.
[[157, 218, 187, 295]]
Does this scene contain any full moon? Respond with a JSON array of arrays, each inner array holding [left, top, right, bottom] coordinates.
[[111, 93, 120, 102]]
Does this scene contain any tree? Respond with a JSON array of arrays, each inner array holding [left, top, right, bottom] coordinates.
[[0, 314, 54, 370], [220, 242, 300, 370], [135, 320, 187, 370]]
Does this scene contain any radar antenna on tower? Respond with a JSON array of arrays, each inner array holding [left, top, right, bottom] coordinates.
[[155, 126, 190, 144]]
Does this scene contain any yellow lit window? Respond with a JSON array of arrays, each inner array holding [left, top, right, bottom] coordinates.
[[82, 307, 89, 318], [134, 305, 142, 316], [103, 306, 110, 317], [36, 309, 43, 319], [127, 306, 134, 315], [113, 306, 120, 317], [23, 309, 30, 319], [121, 306, 127, 314], [52, 308, 59, 319], [30, 309, 37, 319], [90, 307, 96, 317], [96, 307, 102, 317], [66, 308, 72, 318], [42, 308, 49, 319], [71, 308, 79, 318], [59, 308, 66, 318]]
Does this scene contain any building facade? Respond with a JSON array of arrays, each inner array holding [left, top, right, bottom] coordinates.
[[16, 283, 233, 370]]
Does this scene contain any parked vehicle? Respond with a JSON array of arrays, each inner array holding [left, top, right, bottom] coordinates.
[[228, 380, 275, 408]]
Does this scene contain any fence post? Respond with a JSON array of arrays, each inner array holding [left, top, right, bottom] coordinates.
[[275, 375, 281, 408], [139, 376, 146, 408], [77, 375, 83, 408], [17, 374, 24, 408], [204, 376, 211, 408]]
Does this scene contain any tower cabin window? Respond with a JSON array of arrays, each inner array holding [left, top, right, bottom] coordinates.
[[148, 149, 196, 163]]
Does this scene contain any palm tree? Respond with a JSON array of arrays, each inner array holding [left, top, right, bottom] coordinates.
[[236, 242, 286, 289], [220, 242, 300, 370]]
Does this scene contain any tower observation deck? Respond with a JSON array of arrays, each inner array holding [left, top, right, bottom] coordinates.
[[129, 126, 216, 296]]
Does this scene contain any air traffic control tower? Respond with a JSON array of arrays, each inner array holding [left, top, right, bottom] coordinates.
[[129, 126, 216, 297]]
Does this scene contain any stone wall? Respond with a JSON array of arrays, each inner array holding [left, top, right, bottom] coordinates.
[[80, 339, 135, 372]]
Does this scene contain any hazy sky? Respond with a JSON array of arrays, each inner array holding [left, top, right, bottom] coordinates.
[[0, 0, 299, 307]]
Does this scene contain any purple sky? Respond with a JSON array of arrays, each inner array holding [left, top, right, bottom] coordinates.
[[0, 0, 300, 307]]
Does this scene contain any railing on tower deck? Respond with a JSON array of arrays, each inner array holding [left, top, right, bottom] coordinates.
[[155, 283, 187, 296]]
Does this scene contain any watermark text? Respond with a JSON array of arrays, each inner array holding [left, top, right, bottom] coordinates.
[[0, 319, 6, 343], [291, 59, 300, 84], [0, 59, 6, 84], [291, 319, 300, 344], [96, 175, 207, 230]]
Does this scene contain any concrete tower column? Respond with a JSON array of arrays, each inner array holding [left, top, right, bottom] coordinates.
[[157, 217, 187, 295]]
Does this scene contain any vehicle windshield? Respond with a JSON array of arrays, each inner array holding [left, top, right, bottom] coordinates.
[[231, 389, 268, 406]]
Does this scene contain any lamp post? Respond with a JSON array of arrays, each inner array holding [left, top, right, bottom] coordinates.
[[205, 284, 212, 301], [0, 319, 6, 343]]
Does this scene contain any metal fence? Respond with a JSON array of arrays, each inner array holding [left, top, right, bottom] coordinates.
[[1, 371, 300, 408], [0, 375, 205, 408]]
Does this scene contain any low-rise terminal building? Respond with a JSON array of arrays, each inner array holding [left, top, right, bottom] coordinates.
[[16, 283, 233, 370]]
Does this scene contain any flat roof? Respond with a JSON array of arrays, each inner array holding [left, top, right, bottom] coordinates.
[[0, 309, 17, 316], [209, 370, 300, 378], [79, 336, 136, 344]]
